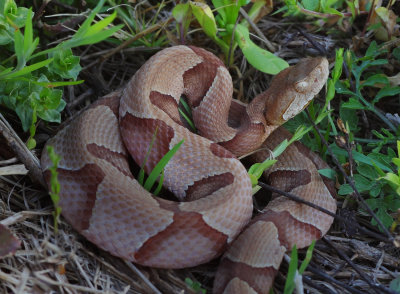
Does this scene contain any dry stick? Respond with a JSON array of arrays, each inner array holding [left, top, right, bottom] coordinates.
[[258, 182, 391, 243], [306, 113, 395, 243], [124, 261, 162, 294], [303, 267, 366, 294], [227, 14, 240, 68], [295, 27, 328, 56], [323, 237, 398, 294], [83, 19, 173, 71], [68, 88, 95, 109], [362, 0, 376, 37], [239, 8, 275, 52], [0, 114, 46, 187]]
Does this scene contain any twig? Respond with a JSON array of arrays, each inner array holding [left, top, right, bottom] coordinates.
[[323, 237, 398, 294], [0, 114, 45, 187], [239, 8, 275, 52], [124, 261, 162, 294], [295, 27, 328, 56], [83, 19, 173, 71], [227, 14, 240, 68], [303, 268, 365, 294]]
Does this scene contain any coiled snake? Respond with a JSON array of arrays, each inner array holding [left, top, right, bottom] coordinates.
[[41, 46, 336, 293]]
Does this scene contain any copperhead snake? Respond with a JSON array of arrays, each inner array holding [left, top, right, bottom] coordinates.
[[41, 45, 337, 293]]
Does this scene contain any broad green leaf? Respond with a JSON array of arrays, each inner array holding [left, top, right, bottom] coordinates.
[[15, 98, 33, 131], [357, 163, 378, 180], [373, 86, 400, 104], [245, 0, 270, 24], [232, 24, 288, 74], [190, 2, 218, 39], [365, 41, 378, 58], [318, 168, 336, 180], [335, 80, 354, 96], [390, 276, 400, 292], [361, 74, 388, 88], [382, 173, 400, 187], [338, 183, 353, 195], [342, 97, 365, 109], [323, 7, 343, 17], [331, 48, 344, 81], [38, 109, 63, 123], [0, 22, 13, 45], [301, 0, 320, 11], [47, 49, 82, 80], [331, 144, 392, 172], [4, 3, 29, 28], [374, 207, 393, 228], [172, 4, 191, 23], [354, 174, 373, 192], [370, 184, 381, 197]]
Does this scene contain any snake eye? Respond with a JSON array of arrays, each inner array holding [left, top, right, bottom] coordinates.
[[294, 80, 309, 93]]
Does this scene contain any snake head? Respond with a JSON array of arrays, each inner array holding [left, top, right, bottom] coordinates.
[[258, 57, 329, 126]]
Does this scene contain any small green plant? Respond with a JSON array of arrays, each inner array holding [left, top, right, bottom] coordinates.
[[107, 0, 168, 48], [46, 145, 62, 234], [284, 241, 316, 294], [332, 42, 400, 229], [173, 1, 289, 74], [280, 0, 346, 18], [185, 277, 206, 294], [380, 141, 400, 195], [138, 127, 184, 195], [0, 0, 122, 148]]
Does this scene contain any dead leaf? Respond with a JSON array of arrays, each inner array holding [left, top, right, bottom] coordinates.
[[0, 224, 21, 258]]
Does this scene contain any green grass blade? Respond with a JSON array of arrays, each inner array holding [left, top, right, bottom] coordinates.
[[144, 140, 184, 191], [23, 9, 33, 55], [14, 29, 24, 68], [153, 170, 164, 195], [178, 108, 197, 132], [180, 97, 192, 115], [18, 78, 84, 87], [299, 240, 315, 274], [284, 245, 298, 294], [179, 98, 196, 132], [86, 11, 117, 36], [75, 0, 106, 37], [1, 58, 53, 79]]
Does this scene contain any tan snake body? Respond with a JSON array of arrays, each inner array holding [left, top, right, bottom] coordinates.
[[41, 46, 337, 293]]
